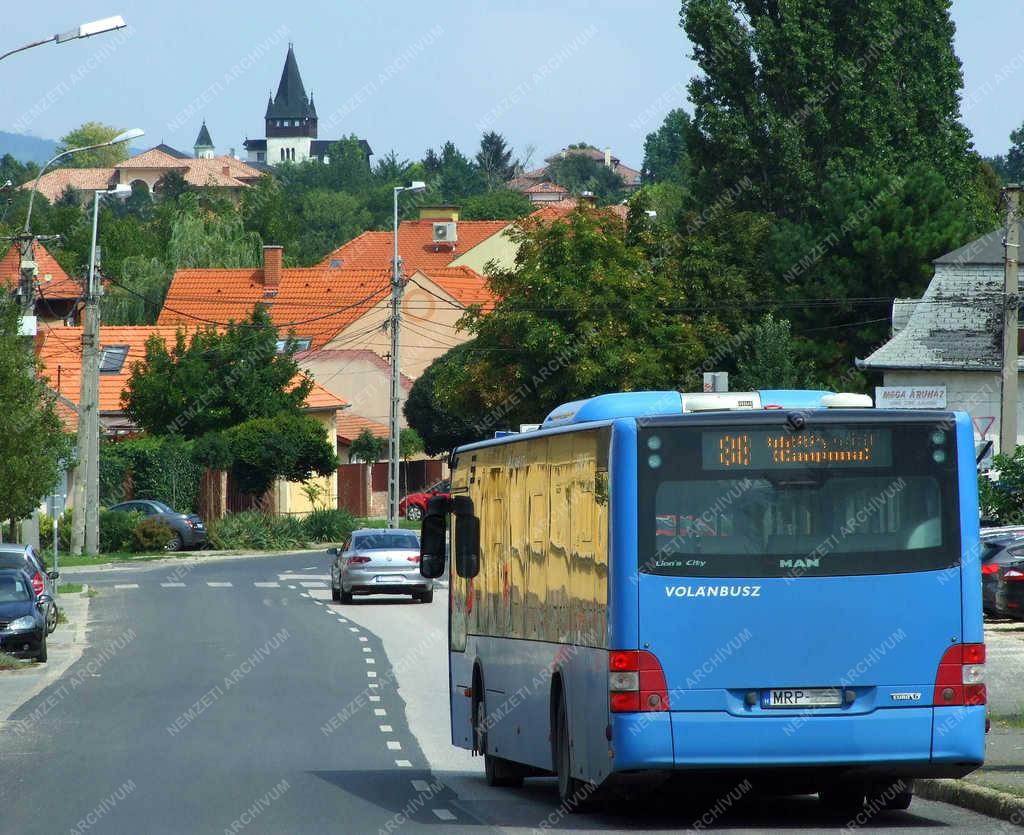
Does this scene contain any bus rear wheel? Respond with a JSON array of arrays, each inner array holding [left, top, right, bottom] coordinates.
[[818, 783, 865, 815], [475, 698, 524, 788], [867, 778, 914, 811]]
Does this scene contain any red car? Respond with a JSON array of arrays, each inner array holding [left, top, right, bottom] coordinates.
[[399, 479, 451, 521]]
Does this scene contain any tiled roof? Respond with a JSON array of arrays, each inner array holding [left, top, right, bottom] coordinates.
[[425, 266, 498, 310], [52, 391, 79, 434], [19, 168, 115, 202], [158, 267, 394, 349], [0, 240, 79, 299], [318, 220, 510, 272], [36, 324, 345, 418], [527, 198, 629, 222], [336, 412, 389, 444], [116, 148, 189, 169], [303, 380, 348, 411], [523, 181, 568, 195]]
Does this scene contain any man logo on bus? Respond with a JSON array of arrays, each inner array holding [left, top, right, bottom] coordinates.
[[779, 558, 820, 569]]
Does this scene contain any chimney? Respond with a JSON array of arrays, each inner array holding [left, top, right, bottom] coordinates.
[[604, 147, 612, 168], [222, 165, 231, 177], [418, 205, 460, 222], [263, 245, 283, 289]]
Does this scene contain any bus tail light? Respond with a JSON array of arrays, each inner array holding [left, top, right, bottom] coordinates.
[[934, 643, 986, 706], [608, 651, 669, 713]]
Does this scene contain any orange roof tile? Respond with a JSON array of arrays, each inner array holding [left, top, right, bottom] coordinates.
[[0, 240, 79, 299], [158, 267, 394, 349], [528, 198, 629, 222], [18, 168, 114, 202], [115, 148, 189, 169], [336, 412, 389, 444], [36, 325, 345, 418], [523, 181, 568, 195], [318, 220, 510, 272], [419, 266, 497, 310]]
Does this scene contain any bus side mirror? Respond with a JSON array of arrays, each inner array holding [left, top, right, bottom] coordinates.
[[453, 495, 480, 579], [420, 495, 450, 579]]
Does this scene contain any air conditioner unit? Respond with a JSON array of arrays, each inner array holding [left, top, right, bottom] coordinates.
[[432, 222, 457, 244]]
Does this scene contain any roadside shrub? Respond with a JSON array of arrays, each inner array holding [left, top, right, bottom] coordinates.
[[39, 510, 73, 552], [302, 509, 357, 543], [129, 518, 174, 552], [99, 510, 144, 553], [207, 512, 309, 551], [100, 436, 202, 512]]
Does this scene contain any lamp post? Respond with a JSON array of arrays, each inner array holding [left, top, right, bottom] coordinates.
[[0, 16, 126, 63], [388, 181, 426, 529]]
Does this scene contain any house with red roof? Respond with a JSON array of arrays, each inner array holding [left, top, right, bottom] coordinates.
[[509, 145, 642, 193], [0, 240, 81, 324], [35, 324, 347, 517]]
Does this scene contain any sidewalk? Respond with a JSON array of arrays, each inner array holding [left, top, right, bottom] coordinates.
[[0, 587, 92, 723], [58, 546, 330, 574], [918, 721, 1024, 825]]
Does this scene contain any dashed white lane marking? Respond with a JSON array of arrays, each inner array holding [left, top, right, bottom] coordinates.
[[287, 585, 296, 589], [369, 696, 381, 702], [380, 725, 393, 732], [387, 741, 402, 750], [365, 658, 376, 664], [300, 581, 325, 588], [313, 600, 323, 606], [358, 636, 367, 642], [303, 566, 316, 570], [374, 708, 387, 716], [395, 760, 412, 768], [411, 780, 430, 792], [433, 810, 456, 821], [367, 671, 377, 678], [160, 582, 185, 588], [207, 582, 232, 588], [254, 582, 280, 588], [349, 627, 359, 632], [114, 584, 138, 589], [337, 618, 348, 623], [277, 574, 329, 581], [362, 647, 372, 653]]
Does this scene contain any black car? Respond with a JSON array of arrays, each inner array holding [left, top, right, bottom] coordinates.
[[0, 568, 48, 662], [0, 544, 58, 634], [107, 500, 207, 551]]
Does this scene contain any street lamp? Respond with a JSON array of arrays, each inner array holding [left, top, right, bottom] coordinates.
[[0, 16, 127, 63], [71, 182, 133, 557], [388, 180, 427, 528]]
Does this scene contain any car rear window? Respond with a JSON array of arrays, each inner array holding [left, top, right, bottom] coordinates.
[[0, 574, 30, 602], [353, 533, 420, 550]]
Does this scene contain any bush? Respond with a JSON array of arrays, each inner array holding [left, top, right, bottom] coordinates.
[[207, 512, 309, 551], [99, 510, 144, 553], [302, 509, 357, 543], [129, 518, 174, 552], [980, 447, 1024, 525], [39, 509, 73, 552], [100, 436, 202, 512]]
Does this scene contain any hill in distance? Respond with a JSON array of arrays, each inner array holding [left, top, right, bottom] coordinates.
[[0, 131, 58, 165]]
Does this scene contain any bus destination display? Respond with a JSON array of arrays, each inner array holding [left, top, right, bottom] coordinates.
[[701, 428, 893, 470]]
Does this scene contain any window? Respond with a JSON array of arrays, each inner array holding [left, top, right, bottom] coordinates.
[[328, 259, 342, 269], [257, 151, 265, 162], [280, 148, 285, 161], [99, 345, 129, 374], [275, 337, 311, 352]]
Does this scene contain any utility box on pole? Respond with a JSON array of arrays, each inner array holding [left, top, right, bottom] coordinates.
[[1001, 185, 1022, 455]]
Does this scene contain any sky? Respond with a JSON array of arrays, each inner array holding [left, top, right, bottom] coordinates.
[[1, 1, 1021, 168]]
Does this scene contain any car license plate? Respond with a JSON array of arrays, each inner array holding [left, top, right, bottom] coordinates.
[[374, 575, 403, 584], [762, 687, 841, 709]]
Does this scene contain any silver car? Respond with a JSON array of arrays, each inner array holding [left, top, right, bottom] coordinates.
[[330, 529, 432, 604]]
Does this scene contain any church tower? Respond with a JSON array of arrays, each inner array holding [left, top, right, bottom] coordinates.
[[264, 44, 317, 164], [193, 121, 214, 159]]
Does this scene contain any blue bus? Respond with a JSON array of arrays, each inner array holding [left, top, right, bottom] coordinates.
[[419, 389, 986, 812]]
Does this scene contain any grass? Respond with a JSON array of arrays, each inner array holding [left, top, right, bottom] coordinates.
[[57, 583, 83, 595], [990, 714, 1024, 729], [0, 653, 25, 670], [356, 517, 421, 531]]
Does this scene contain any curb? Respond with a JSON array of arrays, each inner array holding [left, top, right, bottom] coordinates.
[[57, 547, 331, 574], [918, 778, 1024, 825]]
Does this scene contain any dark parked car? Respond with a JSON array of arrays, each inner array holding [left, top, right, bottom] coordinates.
[[329, 529, 431, 603], [398, 480, 450, 521], [0, 544, 58, 634], [107, 500, 206, 551], [0, 568, 48, 662], [980, 529, 1024, 614], [996, 559, 1024, 618]]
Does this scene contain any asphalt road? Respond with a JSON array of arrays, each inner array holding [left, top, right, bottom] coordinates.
[[0, 552, 1017, 834]]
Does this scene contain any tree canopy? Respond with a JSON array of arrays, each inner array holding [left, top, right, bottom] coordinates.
[[57, 122, 131, 168]]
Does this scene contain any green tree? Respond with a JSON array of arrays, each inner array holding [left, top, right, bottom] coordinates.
[[0, 153, 39, 187], [680, 0, 978, 221], [167, 200, 263, 268], [291, 189, 372, 265], [731, 314, 809, 390], [642, 108, 693, 185], [102, 256, 171, 325], [546, 153, 625, 205], [222, 413, 338, 497], [404, 343, 482, 455], [460, 189, 534, 221], [432, 141, 486, 203], [122, 306, 313, 438], [399, 427, 425, 496], [475, 132, 517, 188], [0, 297, 72, 527], [57, 122, 130, 168], [349, 428, 387, 464], [154, 169, 193, 201]]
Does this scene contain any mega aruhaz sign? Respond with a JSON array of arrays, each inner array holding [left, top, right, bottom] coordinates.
[[874, 386, 947, 409]]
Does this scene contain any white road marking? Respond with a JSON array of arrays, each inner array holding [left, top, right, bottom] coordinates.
[[160, 582, 186, 588], [411, 780, 430, 792], [368, 683, 379, 689], [387, 741, 402, 750], [114, 584, 138, 590], [365, 658, 375, 664], [254, 582, 279, 588], [380, 724, 393, 732], [374, 708, 387, 716], [369, 696, 381, 702], [362, 647, 372, 653], [287, 584, 296, 589], [277, 574, 329, 581], [303, 566, 316, 570], [433, 810, 456, 821], [395, 760, 412, 768], [313, 600, 323, 606], [300, 581, 325, 588], [358, 636, 367, 642], [349, 627, 359, 632], [207, 582, 232, 588], [337, 618, 347, 623]]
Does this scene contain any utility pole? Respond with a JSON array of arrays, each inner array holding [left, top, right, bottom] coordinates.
[[17, 235, 40, 549], [1001, 185, 1022, 455]]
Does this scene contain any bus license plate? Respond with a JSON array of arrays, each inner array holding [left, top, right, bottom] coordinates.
[[763, 688, 841, 709]]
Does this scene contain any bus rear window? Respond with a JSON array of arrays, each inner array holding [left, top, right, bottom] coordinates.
[[638, 422, 960, 578]]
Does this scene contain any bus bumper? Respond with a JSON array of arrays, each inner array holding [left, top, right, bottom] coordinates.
[[611, 708, 984, 776]]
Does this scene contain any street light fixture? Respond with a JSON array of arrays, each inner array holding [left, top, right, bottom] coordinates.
[[388, 181, 427, 528], [0, 16, 126, 63]]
